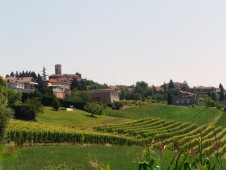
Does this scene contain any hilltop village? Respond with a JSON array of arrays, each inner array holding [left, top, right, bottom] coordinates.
[[3, 64, 226, 107]]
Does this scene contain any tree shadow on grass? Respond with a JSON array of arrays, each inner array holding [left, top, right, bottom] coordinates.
[[85, 114, 97, 118]]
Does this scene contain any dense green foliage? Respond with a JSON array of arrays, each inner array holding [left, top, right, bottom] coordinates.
[[0, 76, 6, 87], [71, 79, 108, 91], [0, 97, 13, 142], [11, 104, 36, 120], [84, 102, 103, 117], [52, 99, 60, 111], [219, 83, 225, 102], [62, 91, 92, 109], [139, 144, 224, 170], [111, 102, 124, 110], [0, 87, 21, 106], [12, 98, 43, 120], [167, 92, 173, 105], [7, 121, 140, 146], [0, 85, 15, 142]]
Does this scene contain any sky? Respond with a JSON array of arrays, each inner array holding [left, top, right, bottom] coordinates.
[[0, 0, 226, 87]]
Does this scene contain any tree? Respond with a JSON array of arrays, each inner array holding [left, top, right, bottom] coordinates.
[[24, 98, 43, 114], [0, 87, 22, 106], [42, 67, 48, 86], [10, 72, 14, 77], [210, 91, 218, 102], [112, 102, 124, 110], [167, 92, 173, 105], [0, 93, 13, 142], [84, 102, 103, 117], [37, 73, 45, 94], [119, 88, 128, 100], [168, 80, 175, 89], [163, 82, 167, 93], [65, 91, 92, 103], [134, 81, 153, 100], [135, 81, 149, 94], [219, 83, 225, 102], [52, 99, 60, 111], [204, 97, 216, 108], [152, 85, 157, 95], [181, 81, 189, 91], [71, 79, 81, 91], [0, 76, 6, 87], [63, 91, 92, 109]]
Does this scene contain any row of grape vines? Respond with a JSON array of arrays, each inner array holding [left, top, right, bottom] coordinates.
[[94, 118, 226, 156], [7, 118, 226, 156]]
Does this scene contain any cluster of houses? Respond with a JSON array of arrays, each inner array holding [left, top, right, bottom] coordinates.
[[4, 64, 120, 104], [4, 64, 224, 106]]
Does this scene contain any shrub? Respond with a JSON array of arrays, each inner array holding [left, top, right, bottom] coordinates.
[[42, 94, 56, 106], [12, 98, 43, 121], [216, 102, 224, 110], [84, 102, 103, 117], [11, 104, 36, 120], [112, 102, 124, 110], [52, 99, 60, 111], [24, 98, 43, 114]]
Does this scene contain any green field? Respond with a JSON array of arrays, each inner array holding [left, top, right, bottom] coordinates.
[[2, 145, 226, 170], [1, 146, 143, 170], [216, 112, 226, 128], [36, 107, 133, 129], [104, 104, 222, 125]]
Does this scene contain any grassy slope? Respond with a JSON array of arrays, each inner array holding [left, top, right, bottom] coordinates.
[[104, 103, 222, 125], [2, 146, 226, 169], [216, 112, 226, 128], [1, 146, 143, 170], [36, 107, 133, 129]]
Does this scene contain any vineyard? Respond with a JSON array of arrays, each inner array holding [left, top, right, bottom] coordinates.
[[6, 117, 226, 157], [7, 121, 140, 146], [94, 118, 226, 156]]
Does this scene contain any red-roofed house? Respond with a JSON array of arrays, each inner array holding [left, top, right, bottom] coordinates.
[[5, 76, 38, 93], [174, 90, 198, 106]]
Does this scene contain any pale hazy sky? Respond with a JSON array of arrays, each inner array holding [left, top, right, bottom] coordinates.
[[0, 1, 226, 87]]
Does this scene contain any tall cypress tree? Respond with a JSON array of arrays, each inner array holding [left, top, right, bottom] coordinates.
[[167, 92, 173, 105], [219, 83, 225, 102], [168, 79, 175, 89], [42, 67, 48, 85]]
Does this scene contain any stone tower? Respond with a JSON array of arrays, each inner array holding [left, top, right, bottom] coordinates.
[[55, 64, 62, 74]]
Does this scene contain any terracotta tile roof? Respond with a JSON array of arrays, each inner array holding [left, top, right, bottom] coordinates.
[[5, 76, 35, 83], [87, 88, 119, 93]]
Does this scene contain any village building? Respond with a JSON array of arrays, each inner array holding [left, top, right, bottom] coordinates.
[[174, 90, 198, 106], [87, 88, 120, 104], [48, 64, 82, 99], [193, 86, 217, 97], [5, 76, 38, 93]]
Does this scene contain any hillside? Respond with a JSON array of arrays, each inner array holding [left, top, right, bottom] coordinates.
[[2, 103, 226, 169], [104, 103, 222, 125], [36, 107, 133, 129]]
